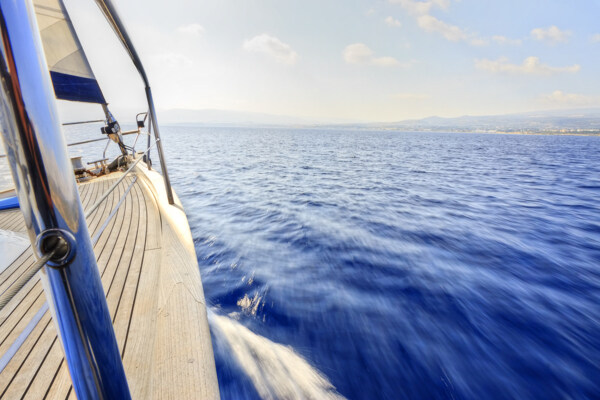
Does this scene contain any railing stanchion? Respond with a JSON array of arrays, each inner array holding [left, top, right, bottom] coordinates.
[[0, 1, 131, 398], [94, 0, 174, 204]]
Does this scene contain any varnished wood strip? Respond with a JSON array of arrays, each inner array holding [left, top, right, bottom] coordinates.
[[0, 302, 47, 374], [86, 178, 115, 237], [0, 176, 131, 398], [0, 283, 44, 354], [0, 176, 109, 322], [121, 180, 161, 399], [21, 335, 59, 400], [138, 176, 161, 252], [0, 209, 23, 227], [0, 313, 52, 396], [1, 317, 57, 399], [1, 168, 218, 399], [0, 209, 18, 224], [99, 181, 135, 298], [42, 176, 129, 399], [0, 176, 109, 311], [3, 212, 25, 233], [122, 249, 160, 400], [113, 183, 147, 353], [25, 177, 131, 398], [0, 250, 33, 289], [0, 210, 21, 230], [94, 177, 130, 278], [0, 171, 98, 234], [13, 178, 121, 397], [104, 181, 140, 324]]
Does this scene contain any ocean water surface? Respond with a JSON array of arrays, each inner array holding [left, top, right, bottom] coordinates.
[[3, 126, 599, 399], [158, 127, 599, 400]]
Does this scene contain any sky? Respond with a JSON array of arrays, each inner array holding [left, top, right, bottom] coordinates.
[[61, 0, 600, 123]]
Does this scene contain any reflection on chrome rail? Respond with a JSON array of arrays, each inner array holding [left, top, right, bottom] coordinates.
[[0, 0, 131, 399]]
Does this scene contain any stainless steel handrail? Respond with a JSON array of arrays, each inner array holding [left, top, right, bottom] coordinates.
[[0, 1, 131, 399], [1, 132, 146, 155], [93, 0, 174, 204], [67, 137, 109, 147], [62, 119, 104, 126]]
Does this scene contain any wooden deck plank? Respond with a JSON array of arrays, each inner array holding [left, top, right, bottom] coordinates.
[[121, 249, 160, 399], [120, 179, 161, 400], [0, 313, 52, 396], [0, 210, 21, 230], [0, 175, 95, 233], [22, 336, 61, 400], [105, 181, 140, 325], [86, 178, 114, 237], [0, 283, 45, 358], [0, 177, 101, 290], [3, 212, 25, 233], [0, 204, 28, 230], [94, 178, 129, 277], [26, 177, 130, 399], [0, 251, 33, 290], [98, 181, 133, 293], [0, 175, 126, 398], [42, 176, 134, 400], [140, 177, 161, 252], [0, 175, 106, 299], [0, 166, 218, 399], [0, 177, 111, 397], [0, 318, 56, 399], [113, 183, 147, 353]]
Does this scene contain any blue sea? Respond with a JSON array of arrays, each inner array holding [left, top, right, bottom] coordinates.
[[158, 127, 600, 400], [4, 126, 600, 399]]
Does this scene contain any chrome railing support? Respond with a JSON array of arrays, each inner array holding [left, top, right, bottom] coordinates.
[[145, 110, 153, 169], [94, 0, 174, 204], [0, 1, 131, 399]]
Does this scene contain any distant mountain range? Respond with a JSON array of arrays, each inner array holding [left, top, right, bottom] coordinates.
[[157, 107, 600, 133], [368, 108, 600, 132], [57, 103, 600, 133]]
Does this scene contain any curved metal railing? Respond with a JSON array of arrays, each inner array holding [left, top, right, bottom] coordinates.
[[0, 1, 132, 398]]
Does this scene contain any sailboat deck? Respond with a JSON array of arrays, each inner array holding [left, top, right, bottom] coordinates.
[[0, 170, 218, 399]]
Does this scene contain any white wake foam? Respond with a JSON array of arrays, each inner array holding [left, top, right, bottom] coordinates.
[[208, 310, 346, 400]]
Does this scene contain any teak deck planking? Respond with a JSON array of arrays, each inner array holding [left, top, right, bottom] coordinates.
[[0, 165, 219, 399]]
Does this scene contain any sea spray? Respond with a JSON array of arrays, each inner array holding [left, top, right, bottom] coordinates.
[[208, 309, 345, 400]]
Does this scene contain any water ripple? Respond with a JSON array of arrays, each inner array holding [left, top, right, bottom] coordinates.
[[161, 127, 600, 400]]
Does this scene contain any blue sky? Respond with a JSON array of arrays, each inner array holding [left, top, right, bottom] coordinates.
[[64, 0, 600, 122]]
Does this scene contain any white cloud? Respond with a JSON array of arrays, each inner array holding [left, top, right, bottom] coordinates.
[[390, 0, 487, 46], [177, 23, 204, 37], [469, 38, 489, 46], [388, 0, 449, 16], [385, 16, 402, 27], [417, 14, 467, 41], [243, 34, 298, 65], [541, 90, 598, 106], [591, 33, 600, 43], [531, 26, 571, 44], [343, 43, 374, 64], [475, 56, 580, 75], [343, 43, 408, 67], [372, 56, 402, 66], [492, 35, 522, 46]]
